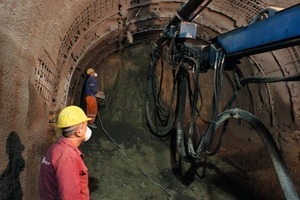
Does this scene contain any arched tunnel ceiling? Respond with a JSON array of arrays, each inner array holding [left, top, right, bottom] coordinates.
[[32, 0, 299, 111], [63, 0, 299, 173], [61, 0, 300, 127], [62, 0, 296, 102], [1, 0, 299, 199]]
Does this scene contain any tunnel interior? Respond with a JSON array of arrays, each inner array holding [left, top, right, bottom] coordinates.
[[1, 0, 300, 199]]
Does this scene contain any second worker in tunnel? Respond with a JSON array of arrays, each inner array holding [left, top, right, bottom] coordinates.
[[84, 68, 104, 129]]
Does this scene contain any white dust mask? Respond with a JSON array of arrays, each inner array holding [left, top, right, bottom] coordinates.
[[94, 73, 98, 77], [85, 127, 92, 141]]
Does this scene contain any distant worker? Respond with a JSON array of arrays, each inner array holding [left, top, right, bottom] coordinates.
[[84, 68, 104, 129], [39, 105, 93, 200]]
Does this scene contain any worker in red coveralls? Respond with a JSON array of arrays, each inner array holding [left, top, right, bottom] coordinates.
[[84, 68, 104, 129], [39, 105, 92, 200]]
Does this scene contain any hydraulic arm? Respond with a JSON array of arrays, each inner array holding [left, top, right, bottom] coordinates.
[[146, 1, 300, 199], [213, 4, 300, 58], [156, 2, 300, 70]]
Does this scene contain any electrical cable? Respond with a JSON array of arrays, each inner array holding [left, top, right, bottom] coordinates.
[[197, 51, 225, 155], [96, 113, 174, 198], [206, 70, 300, 156], [145, 49, 177, 137]]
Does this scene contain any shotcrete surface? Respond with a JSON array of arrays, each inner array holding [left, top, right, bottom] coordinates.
[[78, 46, 299, 200]]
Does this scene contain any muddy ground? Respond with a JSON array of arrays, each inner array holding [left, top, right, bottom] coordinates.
[[80, 114, 293, 200], [78, 45, 299, 200]]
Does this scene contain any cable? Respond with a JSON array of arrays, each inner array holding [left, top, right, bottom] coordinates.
[[96, 113, 174, 198], [146, 49, 176, 136]]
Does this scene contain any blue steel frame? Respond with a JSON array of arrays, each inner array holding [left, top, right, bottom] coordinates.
[[215, 4, 300, 58]]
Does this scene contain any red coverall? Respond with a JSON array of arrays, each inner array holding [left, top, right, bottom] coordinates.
[[39, 137, 90, 200]]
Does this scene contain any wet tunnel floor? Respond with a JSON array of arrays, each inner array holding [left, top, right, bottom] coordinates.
[[80, 115, 283, 200]]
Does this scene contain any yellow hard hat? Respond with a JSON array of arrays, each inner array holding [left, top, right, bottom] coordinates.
[[57, 105, 92, 128], [86, 68, 95, 75]]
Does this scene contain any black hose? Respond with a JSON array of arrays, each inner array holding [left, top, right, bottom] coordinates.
[[240, 73, 300, 85], [145, 49, 177, 137], [176, 69, 188, 157], [214, 108, 299, 200]]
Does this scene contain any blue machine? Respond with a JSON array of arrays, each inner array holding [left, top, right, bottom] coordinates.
[[214, 4, 300, 58], [147, 1, 300, 199], [159, 2, 300, 70]]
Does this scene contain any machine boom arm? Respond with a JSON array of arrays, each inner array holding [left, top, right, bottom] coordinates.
[[213, 4, 300, 58], [148, 2, 300, 199]]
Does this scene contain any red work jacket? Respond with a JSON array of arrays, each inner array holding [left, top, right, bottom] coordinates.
[[39, 137, 90, 200]]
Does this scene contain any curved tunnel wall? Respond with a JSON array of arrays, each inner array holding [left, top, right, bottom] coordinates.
[[0, 0, 300, 199]]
